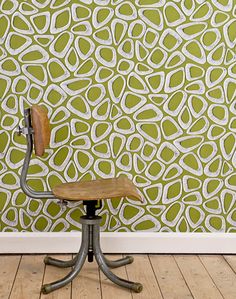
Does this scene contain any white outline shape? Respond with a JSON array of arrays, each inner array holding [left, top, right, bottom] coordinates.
[[185, 206, 205, 229], [134, 103, 163, 122], [11, 12, 34, 35], [138, 8, 163, 30], [0, 57, 20, 76], [177, 22, 207, 40], [128, 72, 149, 94], [111, 18, 128, 46], [128, 20, 146, 39], [49, 31, 74, 58], [156, 142, 180, 165], [60, 77, 92, 96], [108, 75, 126, 104], [183, 176, 202, 192], [50, 7, 71, 34], [93, 6, 114, 29], [143, 28, 159, 49], [208, 104, 229, 126], [67, 95, 91, 120], [179, 152, 203, 176], [47, 58, 70, 83], [137, 122, 161, 144], [114, 116, 135, 135], [115, 2, 137, 21], [95, 45, 116, 67], [200, 28, 221, 51], [93, 26, 112, 45], [159, 28, 182, 52], [19, 45, 49, 64], [94, 159, 115, 179], [30, 12, 50, 34], [74, 58, 97, 78], [0, 14, 10, 44], [163, 2, 186, 27], [0, 0, 18, 15], [22, 64, 48, 87], [50, 122, 70, 148], [187, 116, 209, 135], [91, 121, 112, 142], [145, 71, 165, 93], [5, 32, 32, 55]]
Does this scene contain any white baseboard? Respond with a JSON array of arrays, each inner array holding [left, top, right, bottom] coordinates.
[[1, 232, 236, 254]]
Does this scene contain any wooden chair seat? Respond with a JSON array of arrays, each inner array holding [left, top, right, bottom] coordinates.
[[52, 177, 142, 201]]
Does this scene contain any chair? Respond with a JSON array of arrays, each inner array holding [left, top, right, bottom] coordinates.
[[18, 105, 143, 294]]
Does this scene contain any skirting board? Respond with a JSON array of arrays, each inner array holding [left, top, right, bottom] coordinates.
[[0, 232, 236, 254]]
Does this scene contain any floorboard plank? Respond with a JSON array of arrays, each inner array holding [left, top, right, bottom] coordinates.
[[175, 255, 223, 299], [126, 254, 163, 299], [4, 254, 236, 299], [224, 255, 236, 273], [72, 257, 101, 299], [100, 254, 132, 299], [200, 255, 236, 299], [40, 254, 72, 299], [9, 255, 45, 299], [0, 255, 21, 299], [149, 255, 193, 299]]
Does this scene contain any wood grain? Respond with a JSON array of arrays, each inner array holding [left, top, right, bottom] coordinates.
[[72, 258, 101, 299], [31, 105, 50, 157], [149, 254, 193, 299], [200, 255, 236, 299], [126, 254, 162, 299], [0, 255, 21, 299], [4, 254, 236, 299], [224, 255, 236, 273], [175, 255, 223, 299], [100, 254, 132, 299], [9, 255, 45, 299], [52, 177, 142, 201]]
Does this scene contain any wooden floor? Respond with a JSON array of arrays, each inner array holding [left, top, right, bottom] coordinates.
[[1, 254, 236, 299]]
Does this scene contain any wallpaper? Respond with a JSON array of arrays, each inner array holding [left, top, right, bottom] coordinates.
[[0, 0, 236, 233]]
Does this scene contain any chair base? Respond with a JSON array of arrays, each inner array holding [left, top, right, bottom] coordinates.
[[41, 215, 143, 294]]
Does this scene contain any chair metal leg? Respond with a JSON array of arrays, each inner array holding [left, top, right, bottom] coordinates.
[[41, 225, 89, 294], [103, 255, 134, 268], [41, 216, 143, 294], [93, 224, 143, 293], [44, 255, 78, 268]]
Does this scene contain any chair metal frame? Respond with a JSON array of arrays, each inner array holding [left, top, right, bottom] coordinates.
[[18, 108, 143, 294]]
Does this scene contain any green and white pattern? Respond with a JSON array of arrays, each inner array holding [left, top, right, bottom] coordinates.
[[0, 0, 236, 232]]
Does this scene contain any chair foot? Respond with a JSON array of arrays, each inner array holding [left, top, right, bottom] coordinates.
[[104, 255, 134, 268], [44, 256, 77, 268], [41, 284, 52, 294], [132, 282, 143, 293]]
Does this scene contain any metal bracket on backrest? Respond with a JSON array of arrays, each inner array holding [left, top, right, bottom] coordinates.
[[16, 126, 34, 136]]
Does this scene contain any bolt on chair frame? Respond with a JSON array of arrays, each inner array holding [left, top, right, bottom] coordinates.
[[19, 107, 143, 294]]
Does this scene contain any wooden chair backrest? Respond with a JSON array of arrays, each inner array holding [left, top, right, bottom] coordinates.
[[31, 105, 50, 157]]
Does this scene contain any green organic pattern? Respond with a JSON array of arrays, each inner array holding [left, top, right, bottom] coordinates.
[[0, 0, 236, 232]]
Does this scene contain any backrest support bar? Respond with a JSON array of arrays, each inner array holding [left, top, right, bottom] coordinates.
[[19, 108, 55, 199]]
